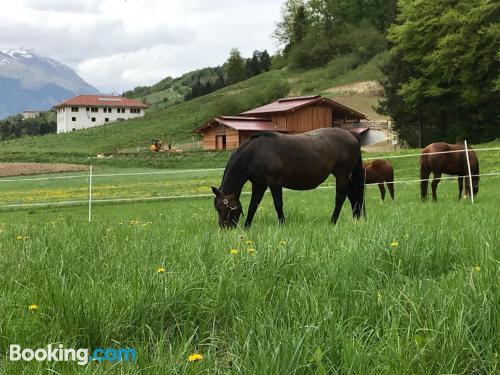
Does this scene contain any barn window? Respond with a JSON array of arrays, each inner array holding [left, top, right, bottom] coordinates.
[[92, 117, 96, 122], [105, 118, 109, 122], [71, 107, 78, 112], [91, 107, 98, 113], [86, 107, 90, 111], [72, 117, 76, 121]]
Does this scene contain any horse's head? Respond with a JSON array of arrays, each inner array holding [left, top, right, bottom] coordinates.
[[211, 186, 243, 229]]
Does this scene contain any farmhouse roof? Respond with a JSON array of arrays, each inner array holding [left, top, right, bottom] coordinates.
[[194, 116, 290, 133], [53, 95, 148, 109], [241, 95, 366, 119]]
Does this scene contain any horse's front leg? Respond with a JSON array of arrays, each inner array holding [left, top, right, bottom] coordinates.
[[332, 176, 349, 224], [244, 184, 266, 228], [270, 185, 285, 225], [458, 177, 463, 200]]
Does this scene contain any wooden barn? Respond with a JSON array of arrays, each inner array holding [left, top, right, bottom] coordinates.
[[195, 95, 366, 150]]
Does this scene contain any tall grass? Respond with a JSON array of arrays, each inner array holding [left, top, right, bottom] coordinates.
[[0, 174, 498, 373]]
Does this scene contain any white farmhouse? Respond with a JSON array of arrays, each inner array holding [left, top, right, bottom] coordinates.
[[54, 95, 148, 134]]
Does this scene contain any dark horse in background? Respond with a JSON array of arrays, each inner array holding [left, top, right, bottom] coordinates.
[[420, 142, 479, 201], [364, 159, 395, 201], [211, 128, 365, 228]]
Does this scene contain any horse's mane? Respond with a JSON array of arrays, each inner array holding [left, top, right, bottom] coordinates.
[[220, 132, 275, 190]]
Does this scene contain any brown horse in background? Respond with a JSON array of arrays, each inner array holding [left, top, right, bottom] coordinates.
[[420, 142, 479, 201], [364, 160, 394, 201]]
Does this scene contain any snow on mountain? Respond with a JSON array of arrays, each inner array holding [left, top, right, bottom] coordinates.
[[0, 47, 99, 119]]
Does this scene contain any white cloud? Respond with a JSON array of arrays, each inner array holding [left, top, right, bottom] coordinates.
[[0, 0, 283, 92]]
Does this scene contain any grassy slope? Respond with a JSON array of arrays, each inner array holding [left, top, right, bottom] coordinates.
[[0, 155, 498, 373], [0, 53, 388, 162]]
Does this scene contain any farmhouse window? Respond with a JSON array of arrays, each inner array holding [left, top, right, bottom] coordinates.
[[92, 117, 96, 122], [71, 107, 78, 112], [105, 118, 109, 122], [72, 117, 76, 121], [91, 107, 98, 112], [86, 107, 90, 111]]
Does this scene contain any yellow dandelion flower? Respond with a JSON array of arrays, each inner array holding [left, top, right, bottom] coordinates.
[[156, 267, 166, 273], [474, 265, 481, 272], [28, 304, 38, 311], [279, 240, 287, 245], [245, 240, 252, 245], [188, 353, 203, 362], [247, 248, 256, 255], [230, 249, 238, 255], [129, 220, 138, 225], [390, 241, 399, 248]]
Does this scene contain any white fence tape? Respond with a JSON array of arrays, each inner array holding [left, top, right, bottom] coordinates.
[[1, 147, 499, 183], [0, 171, 499, 211], [0, 144, 498, 212]]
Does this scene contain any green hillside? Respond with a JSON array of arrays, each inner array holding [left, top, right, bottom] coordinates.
[[0, 52, 388, 162]]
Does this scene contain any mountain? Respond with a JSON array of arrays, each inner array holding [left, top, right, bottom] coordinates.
[[0, 48, 98, 119]]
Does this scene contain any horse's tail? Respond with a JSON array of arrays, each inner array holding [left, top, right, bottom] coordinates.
[[349, 150, 365, 218], [420, 150, 430, 201]]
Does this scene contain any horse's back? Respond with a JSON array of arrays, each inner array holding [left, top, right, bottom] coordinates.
[[421, 142, 468, 175], [243, 128, 361, 189]]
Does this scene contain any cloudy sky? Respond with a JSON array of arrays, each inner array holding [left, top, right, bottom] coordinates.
[[0, 0, 283, 93]]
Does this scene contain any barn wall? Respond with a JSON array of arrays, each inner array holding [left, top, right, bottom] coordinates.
[[202, 125, 240, 150], [283, 104, 332, 132], [226, 128, 240, 149]]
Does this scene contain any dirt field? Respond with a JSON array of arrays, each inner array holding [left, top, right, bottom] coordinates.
[[0, 163, 88, 177]]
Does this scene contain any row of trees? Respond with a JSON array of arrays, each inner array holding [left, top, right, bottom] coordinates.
[[379, 0, 499, 146], [273, 0, 396, 69], [184, 49, 272, 101], [0, 113, 56, 140]]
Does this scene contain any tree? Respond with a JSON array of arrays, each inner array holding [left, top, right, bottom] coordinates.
[[225, 48, 247, 84], [260, 50, 271, 72], [380, 0, 500, 146], [273, 0, 309, 51]]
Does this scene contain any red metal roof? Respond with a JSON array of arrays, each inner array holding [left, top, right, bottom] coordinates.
[[195, 117, 290, 133], [241, 95, 366, 119], [54, 95, 148, 109]]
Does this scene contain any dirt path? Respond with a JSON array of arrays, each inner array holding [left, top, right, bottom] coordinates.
[[0, 163, 88, 177]]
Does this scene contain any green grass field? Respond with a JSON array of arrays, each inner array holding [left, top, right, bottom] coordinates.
[[0, 144, 498, 374]]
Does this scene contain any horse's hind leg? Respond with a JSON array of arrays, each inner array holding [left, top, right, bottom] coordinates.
[[431, 172, 442, 202], [244, 184, 266, 228], [458, 177, 463, 200], [387, 182, 394, 200], [378, 183, 386, 201], [332, 176, 349, 224], [270, 185, 285, 225]]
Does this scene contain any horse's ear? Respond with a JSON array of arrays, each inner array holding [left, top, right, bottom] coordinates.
[[211, 186, 221, 197]]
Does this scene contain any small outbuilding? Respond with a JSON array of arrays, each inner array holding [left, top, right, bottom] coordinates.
[[194, 116, 290, 150], [195, 95, 367, 150]]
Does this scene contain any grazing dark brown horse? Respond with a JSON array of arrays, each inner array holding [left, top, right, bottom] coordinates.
[[420, 142, 479, 201], [211, 128, 365, 228], [364, 159, 394, 201]]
